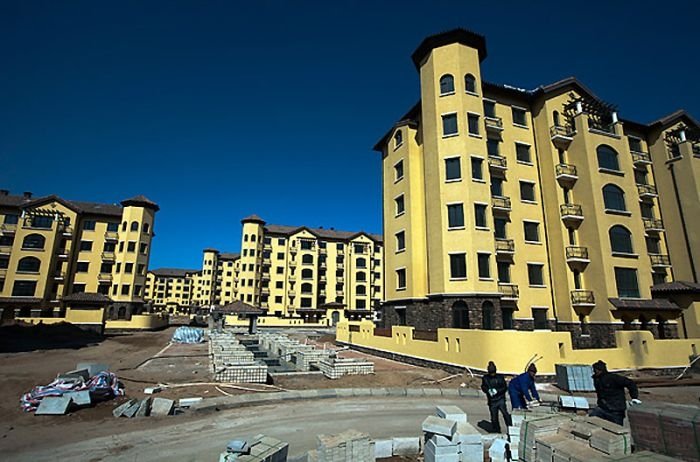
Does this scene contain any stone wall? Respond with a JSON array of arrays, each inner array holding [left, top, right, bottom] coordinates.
[[381, 295, 503, 332]]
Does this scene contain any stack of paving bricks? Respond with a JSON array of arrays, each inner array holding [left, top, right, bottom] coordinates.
[[210, 331, 268, 383], [317, 357, 374, 379], [316, 429, 374, 462], [554, 364, 595, 392], [628, 402, 700, 461], [219, 434, 289, 462], [421, 405, 483, 462], [291, 349, 333, 372]]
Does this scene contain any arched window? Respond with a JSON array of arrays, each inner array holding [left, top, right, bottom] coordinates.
[[143, 223, 150, 234], [482, 301, 494, 330], [609, 225, 634, 254], [22, 234, 45, 249], [130, 221, 139, 232], [464, 74, 477, 93], [301, 282, 312, 294], [452, 301, 469, 329], [122, 221, 127, 231], [394, 130, 403, 148], [439, 74, 455, 95], [356, 257, 366, 268], [603, 184, 626, 211], [597, 145, 620, 171], [17, 256, 41, 272], [302, 254, 313, 264], [301, 268, 313, 279], [553, 111, 561, 127], [356, 285, 366, 295], [356, 271, 366, 282]]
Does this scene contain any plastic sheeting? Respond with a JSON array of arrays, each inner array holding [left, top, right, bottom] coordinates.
[[20, 371, 124, 412], [172, 326, 205, 344]]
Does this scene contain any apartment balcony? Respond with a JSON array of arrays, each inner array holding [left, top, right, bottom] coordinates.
[[261, 287, 270, 295], [287, 290, 296, 297], [260, 301, 269, 309], [289, 261, 297, 268], [288, 274, 296, 281], [0, 244, 11, 255], [320, 275, 327, 282], [61, 226, 73, 238], [498, 283, 519, 301], [565, 246, 590, 270], [319, 247, 327, 255], [491, 196, 511, 213], [495, 239, 515, 257], [290, 247, 298, 254], [98, 272, 113, 281], [488, 156, 507, 172], [637, 184, 658, 199], [57, 249, 69, 259], [337, 263, 345, 270], [550, 125, 575, 149], [484, 116, 504, 133], [337, 248, 345, 255], [571, 290, 595, 307], [53, 271, 65, 281], [631, 151, 652, 168], [642, 218, 664, 233], [263, 243, 271, 250], [650, 254, 671, 268], [0, 268, 7, 277], [104, 231, 119, 241], [560, 204, 584, 228], [555, 163, 578, 186], [336, 290, 344, 296], [319, 290, 326, 297], [101, 251, 115, 261], [262, 257, 271, 265], [0, 223, 16, 235]]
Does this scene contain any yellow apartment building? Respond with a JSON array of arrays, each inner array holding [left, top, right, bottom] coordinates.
[[144, 267, 199, 313], [191, 249, 241, 307], [374, 29, 700, 348], [0, 190, 159, 323]]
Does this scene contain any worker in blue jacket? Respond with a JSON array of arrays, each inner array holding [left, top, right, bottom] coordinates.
[[508, 363, 540, 409]]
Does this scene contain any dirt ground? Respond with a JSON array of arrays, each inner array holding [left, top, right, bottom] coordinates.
[[0, 324, 698, 458]]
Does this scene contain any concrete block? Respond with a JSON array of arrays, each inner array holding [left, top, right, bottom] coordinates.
[[425, 441, 460, 462], [35, 396, 72, 415], [431, 434, 457, 447], [58, 369, 90, 381], [392, 436, 420, 456], [136, 398, 150, 417], [455, 422, 482, 445], [441, 388, 460, 397], [76, 362, 109, 376], [315, 389, 337, 399], [423, 388, 443, 396], [335, 388, 354, 398], [488, 438, 508, 462], [113, 399, 138, 417], [406, 388, 425, 397], [122, 400, 141, 418], [422, 415, 458, 437], [351, 388, 372, 397], [437, 405, 468, 423], [426, 438, 460, 456], [373, 439, 392, 458], [64, 390, 91, 406], [508, 426, 521, 436], [370, 387, 390, 397], [150, 397, 175, 416], [144, 386, 161, 394], [178, 397, 203, 407], [386, 388, 407, 397], [460, 443, 484, 462]]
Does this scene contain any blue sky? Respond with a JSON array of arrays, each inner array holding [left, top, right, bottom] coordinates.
[[2, 0, 698, 269]]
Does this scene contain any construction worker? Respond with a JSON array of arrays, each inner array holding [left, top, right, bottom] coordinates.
[[481, 361, 512, 433], [508, 363, 540, 409], [589, 360, 641, 425]]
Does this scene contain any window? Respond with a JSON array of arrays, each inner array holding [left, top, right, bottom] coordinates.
[[445, 157, 461, 181], [512, 107, 527, 126], [31, 216, 53, 229], [100, 262, 112, 273], [301, 283, 312, 294], [394, 130, 403, 148], [278, 238, 285, 245], [275, 281, 284, 289], [597, 145, 620, 171], [140, 243, 147, 254], [478, 253, 490, 279], [4, 214, 19, 224], [603, 184, 626, 211], [442, 113, 458, 136], [447, 204, 465, 229], [615, 267, 640, 298], [395, 231, 405, 252], [356, 285, 366, 295], [464, 74, 476, 93], [122, 221, 127, 231], [468, 113, 480, 136], [302, 254, 313, 264], [494, 218, 507, 239], [394, 160, 404, 181], [83, 220, 96, 231], [652, 271, 666, 285], [520, 182, 536, 202], [471, 157, 483, 180], [125, 263, 133, 274], [439, 74, 455, 95], [497, 261, 510, 282], [474, 204, 487, 228], [17, 256, 40, 273], [76, 262, 89, 273], [490, 177, 503, 197], [22, 234, 45, 249], [395, 195, 405, 216], [79, 240, 92, 252], [354, 244, 365, 254], [12, 280, 36, 297], [629, 137, 643, 153], [610, 225, 634, 254], [301, 268, 313, 279], [127, 242, 136, 252], [356, 271, 366, 282], [276, 252, 284, 260], [502, 308, 514, 329], [130, 221, 138, 232], [646, 237, 661, 254], [251, 234, 256, 242], [524, 222, 540, 242], [107, 222, 119, 232], [357, 257, 366, 268], [0, 256, 9, 269], [483, 100, 496, 118], [300, 240, 313, 250], [487, 138, 500, 157], [396, 269, 406, 289], [533, 309, 548, 330], [449, 253, 467, 279], [528, 264, 544, 286], [516, 143, 531, 163], [118, 241, 124, 252], [121, 284, 130, 296]]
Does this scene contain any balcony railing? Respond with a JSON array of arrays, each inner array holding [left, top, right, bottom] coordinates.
[[642, 218, 664, 233], [319, 247, 327, 255], [560, 204, 584, 226], [495, 239, 515, 254], [290, 247, 298, 254], [565, 246, 589, 260], [104, 231, 119, 240], [287, 290, 296, 296], [337, 263, 345, 270], [484, 116, 504, 132], [555, 163, 578, 184], [571, 290, 595, 305], [491, 196, 511, 212], [98, 273, 113, 281], [0, 223, 17, 234], [550, 125, 575, 149], [498, 283, 519, 300], [53, 271, 65, 280], [650, 254, 671, 267], [637, 184, 658, 198], [101, 251, 115, 260], [488, 156, 507, 171], [631, 151, 652, 166]]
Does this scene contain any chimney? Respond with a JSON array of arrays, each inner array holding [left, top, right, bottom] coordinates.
[[0, 189, 8, 196], [23, 191, 32, 199]]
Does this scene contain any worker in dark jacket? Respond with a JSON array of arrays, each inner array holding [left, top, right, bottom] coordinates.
[[481, 361, 512, 433], [589, 360, 641, 425], [508, 363, 540, 409]]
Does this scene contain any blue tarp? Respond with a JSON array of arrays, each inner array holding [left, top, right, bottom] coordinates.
[[172, 326, 204, 344]]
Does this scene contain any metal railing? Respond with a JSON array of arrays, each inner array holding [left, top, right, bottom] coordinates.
[[566, 246, 589, 260], [631, 151, 651, 164], [488, 156, 507, 169], [637, 184, 658, 197], [555, 163, 577, 178], [560, 204, 583, 218], [492, 196, 511, 210], [642, 218, 664, 231], [650, 254, 671, 267], [571, 290, 595, 305], [484, 116, 504, 131]]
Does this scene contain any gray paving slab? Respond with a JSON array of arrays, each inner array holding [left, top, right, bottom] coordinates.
[[65, 390, 91, 406], [136, 398, 151, 417], [150, 397, 175, 416], [422, 416, 457, 437], [392, 436, 420, 456], [76, 363, 110, 376], [35, 396, 72, 415], [113, 399, 138, 417], [122, 401, 141, 418]]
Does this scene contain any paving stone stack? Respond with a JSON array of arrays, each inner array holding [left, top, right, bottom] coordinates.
[[209, 331, 268, 383], [554, 364, 595, 392], [219, 434, 289, 462], [628, 402, 700, 461], [421, 405, 483, 462], [316, 429, 375, 462], [290, 349, 333, 372], [317, 357, 374, 379]]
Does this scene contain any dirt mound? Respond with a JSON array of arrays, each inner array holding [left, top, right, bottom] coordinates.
[[0, 322, 104, 353]]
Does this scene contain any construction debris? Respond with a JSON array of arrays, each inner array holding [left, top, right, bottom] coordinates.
[[172, 326, 205, 343]]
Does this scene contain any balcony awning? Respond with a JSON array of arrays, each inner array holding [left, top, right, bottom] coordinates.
[[650, 281, 700, 296], [608, 297, 681, 312], [215, 300, 265, 315]]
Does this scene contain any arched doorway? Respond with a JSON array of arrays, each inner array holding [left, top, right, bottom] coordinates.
[[452, 301, 469, 329], [482, 301, 494, 330], [331, 311, 340, 326]]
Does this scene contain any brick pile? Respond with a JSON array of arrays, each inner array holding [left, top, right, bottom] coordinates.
[[628, 402, 700, 461], [421, 405, 483, 462], [315, 429, 374, 462], [317, 357, 374, 379], [218, 434, 288, 462], [290, 349, 333, 372], [209, 330, 268, 384]]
